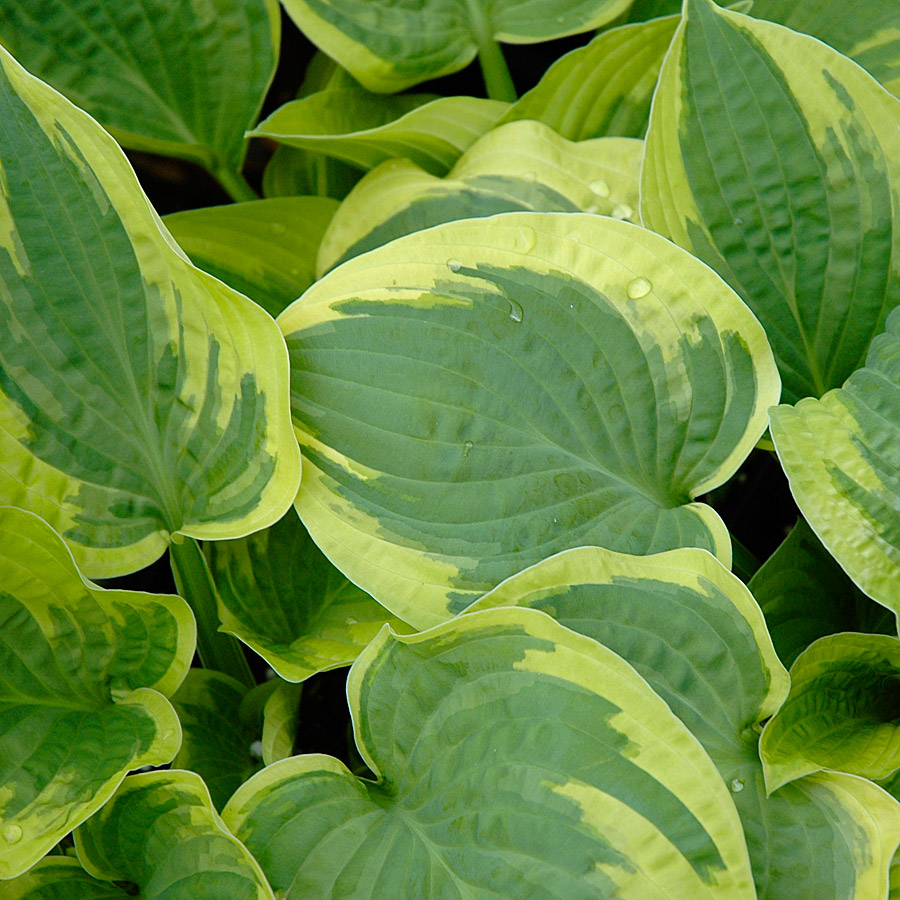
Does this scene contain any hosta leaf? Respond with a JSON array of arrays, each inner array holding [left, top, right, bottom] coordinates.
[[641, 0, 900, 402], [500, 13, 680, 139], [769, 307, 900, 614], [262, 143, 363, 200], [318, 121, 642, 273], [223, 607, 756, 900], [750, 517, 895, 668], [761, 633, 900, 791], [467, 544, 900, 900], [0, 0, 279, 189], [251, 92, 508, 176], [0, 507, 193, 879], [170, 670, 263, 810], [750, 0, 900, 97], [206, 509, 410, 683], [261, 681, 303, 765], [0, 44, 301, 577], [280, 211, 779, 627], [163, 197, 339, 319], [0, 857, 132, 899], [74, 770, 275, 899], [279, 0, 633, 93]]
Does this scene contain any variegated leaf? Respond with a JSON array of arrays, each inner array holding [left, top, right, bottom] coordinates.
[[642, 0, 900, 402], [317, 121, 641, 273], [280, 211, 779, 627], [0, 44, 301, 577], [223, 607, 756, 900], [0, 508, 193, 879]]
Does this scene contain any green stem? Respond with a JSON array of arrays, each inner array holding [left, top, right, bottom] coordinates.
[[465, 0, 517, 102], [170, 537, 255, 687], [213, 164, 259, 203]]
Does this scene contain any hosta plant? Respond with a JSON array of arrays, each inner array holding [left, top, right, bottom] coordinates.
[[3, 0, 900, 897]]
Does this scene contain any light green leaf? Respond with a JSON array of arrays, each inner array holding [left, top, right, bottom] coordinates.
[[0, 857, 132, 899], [223, 607, 756, 899], [500, 14, 680, 139], [0, 44, 301, 578], [280, 211, 779, 627], [261, 681, 303, 766], [207, 509, 411, 683], [761, 633, 900, 791], [750, 517, 896, 668], [318, 120, 642, 273], [467, 544, 900, 900], [750, 0, 900, 97], [74, 770, 275, 899], [769, 307, 900, 614], [0, 0, 279, 194], [163, 197, 340, 318], [279, 0, 633, 94], [170, 670, 263, 811], [0, 507, 193, 879], [641, 0, 900, 402], [252, 92, 508, 176]]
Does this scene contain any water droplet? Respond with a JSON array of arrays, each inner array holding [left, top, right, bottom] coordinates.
[[508, 299, 524, 323], [612, 203, 634, 220], [569, 303, 575, 309], [447, 258, 463, 272], [346, 617, 358, 625], [733, 216, 744, 226], [2, 824, 22, 844], [162, 730, 175, 743], [626, 277, 652, 299], [585, 203, 600, 214], [730, 778, 744, 793], [589, 178, 610, 198], [249, 740, 263, 758], [463, 440, 474, 458], [515, 225, 537, 253], [521, 171, 536, 183], [553, 518, 558, 524]]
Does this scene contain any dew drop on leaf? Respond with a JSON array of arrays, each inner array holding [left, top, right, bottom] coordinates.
[[447, 258, 463, 272], [508, 299, 524, 323], [521, 171, 536, 183], [612, 203, 634, 220], [585, 203, 600, 214], [589, 178, 610, 198], [626, 277, 652, 299], [730, 778, 745, 793], [463, 440, 474, 458], [1, 824, 22, 844]]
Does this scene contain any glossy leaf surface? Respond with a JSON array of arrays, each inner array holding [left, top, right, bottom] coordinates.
[[281, 211, 779, 627], [318, 121, 642, 273], [279, 0, 633, 93], [761, 633, 900, 791], [0, 0, 279, 183], [469, 545, 900, 900], [252, 93, 508, 175], [642, 0, 900, 402], [0, 44, 301, 577], [769, 307, 900, 615], [224, 607, 756, 899], [0, 857, 132, 898], [74, 770, 275, 899], [163, 197, 339, 318], [0, 508, 193, 878], [261, 681, 303, 765], [207, 509, 410, 682]]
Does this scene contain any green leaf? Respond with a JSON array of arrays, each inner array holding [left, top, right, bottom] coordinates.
[[0, 44, 301, 578], [223, 607, 756, 899], [251, 92, 508, 176], [261, 681, 303, 766], [318, 121, 642, 273], [500, 13, 680, 139], [769, 307, 900, 615], [170, 670, 263, 811], [262, 144, 363, 200], [467, 544, 900, 900], [74, 770, 275, 899], [0, 507, 193, 879], [641, 0, 900, 402], [750, 517, 896, 668], [761, 633, 900, 791], [750, 0, 900, 97], [0, 857, 132, 899], [163, 197, 340, 319], [279, 0, 633, 94], [0, 0, 279, 194], [280, 211, 779, 627], [206, 509, 411, 683]]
